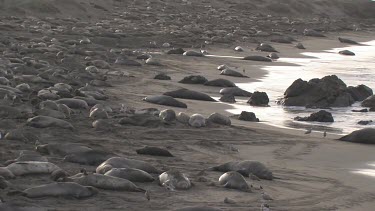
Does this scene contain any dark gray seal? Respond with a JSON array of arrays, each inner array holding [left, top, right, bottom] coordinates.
[[159, 170, 192, 190], [220, 69, 248, 78], [26, 116, 74, 130], [207, 113, 231, 126], [339, 128, 375, 144], [36, 143, 92, 156], [179, 75, 208, 84], [183, 51, 204, 57], [136, 146, 174, 157], [210, 160, 273, 180], [6, 161, 61, 176], [55, 98, 89, 109], [143, 95, 187, 108], [218, 171, 250, 191], [255, 43, 278, 52], [338, 37, 360, 45], [96, 157, 161, 174], [64, 150, 115, 165], [104, 168, 155, 182], [163, 88, 216, 102], [204, 79, 236, 87], [243, 56, 272, 62], [219, 87, 252, 97]]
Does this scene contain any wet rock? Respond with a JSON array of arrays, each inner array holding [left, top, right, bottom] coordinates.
[[247, 91, 269, 106], [294, 110, 334, 122], [358, 120, 372, 125], [339, 50, 355, 56], [154, 73, 171, 80], [238, 111, 259, 122], [347, 85, 373, 101]]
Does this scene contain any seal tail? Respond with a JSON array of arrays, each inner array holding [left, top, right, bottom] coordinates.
[[7, 190, 26, 197]]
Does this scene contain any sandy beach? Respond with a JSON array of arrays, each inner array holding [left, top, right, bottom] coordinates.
[[0, 1, 375, 211]]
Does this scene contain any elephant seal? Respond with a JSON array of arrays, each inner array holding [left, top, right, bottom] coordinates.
[[0, 167, 15, 179], [34, 108, 66, 119], [303, 29, 325, 37], [6, 161, 61, 176], [159, 109, 176, 122], [210, 160, 273, 180], [220, 69, 247, 78], [255, 43, 278, 52], [16, 83, 31, 92], [183, 51, 204, 57], [189, 114, 206, 128], [179, 75, 208, 84], [136, 146, 174, 157], [208, 113, 231, 126], [58, 104, 71, 118], [243, 56, 272, 62], [159, 170, 192, 190], [339, 50, 355, 56], [4, 151, 48, 165], [267, 53, 279, 60], [0, 176, 10, 189], [204, 79, 236, 87], [64, 150, 115, 165], [145, 57, 162, 66], [89, 108, 109, 119], [92, 119, 113, 131], [234, 46, 244, 52], [36, 143, 92, 156], [143, 95, 187, 108], [55, 98, 89, 109], [65, 172, 145, 192], [338, 37, 360, 45], [175, 207, 222, 211], [163, 88, 216, 102], [154, 73, 171, 80], [39, 100, 59, 110], [167, 48, 185, 55], [176, 112, 190, 124], [0, 106, 28, 119], [26, 116, 74, 130], [105, 168, 155, 182], [339, 128, 375, 144], [96, 157, 161, 174], [119, 114, 162, 127], [219, 87, 252, 97], [218, 171, 250, 191], [18, 182, 98, 199], [219, 94, 235, 103]]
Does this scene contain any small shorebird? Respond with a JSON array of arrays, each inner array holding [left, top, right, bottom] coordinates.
[[323, 130, 327, 138], [305, 128, 312, 134]]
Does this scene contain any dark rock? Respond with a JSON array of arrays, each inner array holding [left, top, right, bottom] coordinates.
[[167, 48, 185, 55], [238, 111, 259, 122], [358, 120, 373, 125], [247, 91, 269, 106], [204, 79, 236, 87], [154, 73, 171, 80], [163, 88, 216, 102], [219, 94, 236, 103], [339, 128, 375, 144], [294, 110, 334, 122], [179, 75, 208, 84], [220, 87, 252, 97], [362, 95, 375, 107], [348, 85, 373, 101]]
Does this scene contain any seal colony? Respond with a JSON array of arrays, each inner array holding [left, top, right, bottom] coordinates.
[[0, 0, 375, 210]]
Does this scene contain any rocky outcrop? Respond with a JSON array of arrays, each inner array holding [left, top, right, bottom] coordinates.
[[238, 111, 259, 122], [281, 75, 372, 107], [294, 110, 334, 122], [361, 95, 375, 107], [247, 91, 269, 106], [339, 128, 375, 144]]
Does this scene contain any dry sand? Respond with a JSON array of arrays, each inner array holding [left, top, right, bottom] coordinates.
[[0, 1, 375, 211]]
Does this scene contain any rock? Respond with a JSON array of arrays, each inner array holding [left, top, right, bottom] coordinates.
[[303, 29, 325, 37], [183, 51, 204, 57], [281, 75, 361, 107], [243, 56, 272, 62], [339, 50, 355, 56], [204, 79, 236, 87], [295, 43, 305, 49], [362, 95, 375, 107], [247, 91, 269, 106], [238, 111, 259, 122], [220, 69, 247, 77], [256, 43, 278, 52], [179, 75, 208, 84], [294, 110, 334, 122], [167, 48, 185, 55], [219, 94, 235, 103], [220, 87, 252, 97], [347, 85, 373, 101], [154, 73, 171, 80], [163, 88, 216, 102], [339, 128, 375, 144], [358, 120, 373, 125], [208, 113, 231, 126]]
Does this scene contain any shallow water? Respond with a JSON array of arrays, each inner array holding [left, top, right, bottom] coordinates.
[[226, 40, 375, 135]]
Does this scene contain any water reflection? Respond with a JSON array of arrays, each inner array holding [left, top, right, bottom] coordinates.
[[353, 163, 375, 178]]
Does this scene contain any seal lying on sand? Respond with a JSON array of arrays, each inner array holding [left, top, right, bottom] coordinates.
[[220, 69, 248, 78], [36, 143, 92, 156], [189, 114, 206, 128], [210, 160, 273, 180], [119, 114, 162, 127], [218, 171, 250, 191], [163, 88, 216, 102], [4, 151, 48, 165], [179, 75, 208, 84], [338, 37, 360, 45], [243, 56, 272, 62], [339, 128, 375, 144], [159, 170, 192, 190], [143, 95, 187, 108], [255, 43, 278, 52], [6, 161, 61, 176], [136, 146, 174, 157], [13, 182, 98, 199], [204, 79, 236, 87], [105, 168, 155, 182], [0, 167, 15, 179], [26, 116, 74, 130], [175, 207, 223, 211], [159, 109, 176, 122], [55, 98, 89, 109], [64, 150, 115, 165], [96, 157, 161, 174]]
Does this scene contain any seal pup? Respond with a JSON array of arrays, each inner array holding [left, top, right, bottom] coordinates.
[[11, 182, 98, 199], [96, 157, 161, 174], [6, 161, 61, 176], [218, 171, 251, 191], [159, 170, 192, 190], [189, 114, 206, 128], [64, 150, 115, 166], [136, 146, 174, 157], [209, 160, 273, 180], [143, 95, 187, 108], [26, 116, 74, 130], [104, 168, 155, 183]]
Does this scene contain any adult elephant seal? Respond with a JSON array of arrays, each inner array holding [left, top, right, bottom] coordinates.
[[6, 161, 61, 176], [159, 170, 192, 190], [163, 88, 216, 102], [136, 146, 174, 157], [96, 157, 161, 174], [26, 116, 74, 130], [175, 207, 222, 211], [36, 143, 92, 156], [55, 98, 89, 109], [143, 95, 187, 108], [339, 128, 375, 144], [218, 171, 250, 191], [243, 56, 272, 62], [64, 150, 115, 165], [4, 150, 48, 165], [65, 172, 145, 192], [189, 114, 206, 128], [14, 182, 97, 199], [104, 168, 155, 183], [204, 79, 236, 87], [220, 69, 247, 78], [209, 160, 273, 180], [0, 167, 15, 179]]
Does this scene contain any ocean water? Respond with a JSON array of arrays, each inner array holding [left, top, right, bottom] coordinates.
[[227, 40, 375, 135]]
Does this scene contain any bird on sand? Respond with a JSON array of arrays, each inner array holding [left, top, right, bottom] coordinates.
[[323, 130, 327, 138], [304, 128, 312, 134]]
